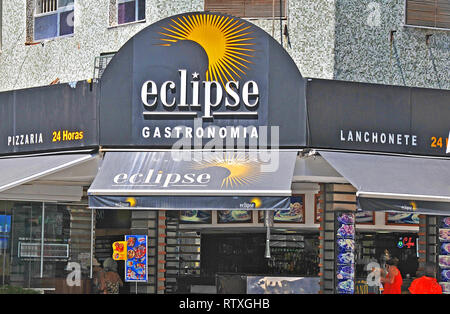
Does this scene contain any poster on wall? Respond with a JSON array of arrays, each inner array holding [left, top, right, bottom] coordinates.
[[274, 195, 305, 223], [385, 212, 420, 225], [112, 241, 127, 261], [218, 210, 252, 223], [439, 217, 450, 294], [179, 210, 212, 224], [0, 215, 11, 233], [257, 195, 305, 223], [125, 235, 148, 282], [0, 215, 11, 250], [355, 211, 375, 225]]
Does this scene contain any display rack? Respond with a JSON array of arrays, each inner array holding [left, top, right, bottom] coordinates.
[[355, 234, 376, 278], [336, 212, 355, 294], [267, 233, 318, 276]]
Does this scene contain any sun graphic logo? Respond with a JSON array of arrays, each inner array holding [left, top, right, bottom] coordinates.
[[158, 13, 256, 86], [126, 197, 137, 207], [250, 197, 262, 208], [191, 153, 262, 188]]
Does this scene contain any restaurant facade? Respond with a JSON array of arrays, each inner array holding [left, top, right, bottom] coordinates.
[[0, 11, 449, 294]]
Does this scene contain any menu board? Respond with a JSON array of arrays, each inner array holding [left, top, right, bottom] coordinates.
[[112, 241, 127, 260], [125, 235, 148, 282], [0, 215, 11, 250], [439, 217, 450, 294], [218, 210, 252, 223], [336, 213, 355, 294], [0, 215, 11, 233], [179, 210, 212, 224]]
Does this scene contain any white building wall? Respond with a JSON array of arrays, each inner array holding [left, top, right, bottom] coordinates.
[[0, 1, 448, 92], [0, 0, 336, 92]]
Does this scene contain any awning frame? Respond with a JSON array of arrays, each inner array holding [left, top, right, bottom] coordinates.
[[314, 149, 450, 214], [0, 153, 97, 194], [87, 150, 298, 210]]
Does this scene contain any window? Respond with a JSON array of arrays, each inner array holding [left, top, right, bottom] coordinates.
[[118, 0, 145, 25], [33, 0, 74, 41], [405, 0, 450, 30], [1, 202, 71, 288], [204, 0, 287, 19]]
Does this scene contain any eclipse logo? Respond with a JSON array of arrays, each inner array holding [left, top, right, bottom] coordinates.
[[141, 69, 259, 120], [113, 169, 211, 188]]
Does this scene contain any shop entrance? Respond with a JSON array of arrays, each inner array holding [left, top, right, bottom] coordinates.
[[91, 209, 320, 294], [172, 227, 320, 294], [94, 209, 132, 294], [354, 231, 419, 294]]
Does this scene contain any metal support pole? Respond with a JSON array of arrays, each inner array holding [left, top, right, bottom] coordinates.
[[2, 206, 6, 285], [90, 209, 94, 278], [279, 0, 283, 47], [40, 202, 45, 278], [264, 210, 274, 259]]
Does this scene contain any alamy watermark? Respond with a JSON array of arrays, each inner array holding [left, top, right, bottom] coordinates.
[[65, 262, 81, 287], [166, 118, 283, 173]]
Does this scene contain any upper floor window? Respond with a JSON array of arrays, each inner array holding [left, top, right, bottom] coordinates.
[[117, 0, 145, 25], [204, 0, 287, 19], [34, 0, 74, 41], [405, 0, 450, 30]]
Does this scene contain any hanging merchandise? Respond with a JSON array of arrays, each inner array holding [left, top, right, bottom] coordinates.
[[439, 217, 450, 294], [336, 212, 355, 294]]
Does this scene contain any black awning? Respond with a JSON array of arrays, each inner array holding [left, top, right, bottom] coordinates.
[[88, 150, 297, 210], [318, 150, 450, 215]]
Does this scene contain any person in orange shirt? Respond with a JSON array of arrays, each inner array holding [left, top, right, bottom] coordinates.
[[408, 262, 442, 294], [380, 257, 403, 294]]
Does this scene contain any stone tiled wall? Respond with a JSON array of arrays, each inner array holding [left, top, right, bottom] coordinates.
[[334, 0, 450, 89], [0, 0, 204, 92], [0, 0, 336, 92], [0, 1, 448, 92]]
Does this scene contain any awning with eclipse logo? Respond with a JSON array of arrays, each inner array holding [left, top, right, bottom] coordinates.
[[318, 150, 450, 215], [88, 151, 297, 210]]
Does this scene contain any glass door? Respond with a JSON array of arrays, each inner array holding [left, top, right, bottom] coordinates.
[[11, 202, 43, 288]]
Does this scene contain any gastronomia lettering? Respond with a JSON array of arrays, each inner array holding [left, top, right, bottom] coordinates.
[[142, 126, 259, 139], [340, 130, 418, 146]]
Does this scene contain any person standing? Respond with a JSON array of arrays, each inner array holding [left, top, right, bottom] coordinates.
[[91, 258, 104, 294], [380, 249, 390, 270], [380, 257, 403, 294], [408, 262, 442, 294], [99, 258, 123, 294]]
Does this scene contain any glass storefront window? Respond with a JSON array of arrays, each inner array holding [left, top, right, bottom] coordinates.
[[0, 201, 71, 290]]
